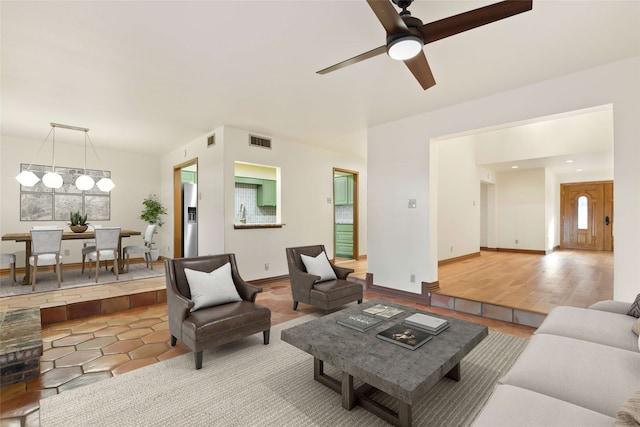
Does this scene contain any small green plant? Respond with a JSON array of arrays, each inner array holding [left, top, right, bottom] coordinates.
[[69, 211, 88, 226], [140, 194, 167, 228]]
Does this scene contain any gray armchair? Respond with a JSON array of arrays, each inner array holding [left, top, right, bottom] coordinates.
[[165, 254, 271, 369], [286, 244, 363, 311]]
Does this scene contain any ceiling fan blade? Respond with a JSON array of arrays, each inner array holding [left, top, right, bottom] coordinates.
[[420, 0, 533, 44], [404, 50, 436, 90], [366, 0, 409, 34], [316, 45, 386, 75]]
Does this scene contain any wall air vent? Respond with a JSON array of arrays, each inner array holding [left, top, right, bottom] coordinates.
[[207, 134, 215, 147], [249, 135, 272, 149]]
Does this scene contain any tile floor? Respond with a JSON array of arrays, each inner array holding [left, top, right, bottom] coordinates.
[[0, 273, 535, 427]]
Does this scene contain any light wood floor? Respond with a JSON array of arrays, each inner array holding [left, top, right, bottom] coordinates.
[[437, 249, 613, 314], [338, 249, 613, 315]]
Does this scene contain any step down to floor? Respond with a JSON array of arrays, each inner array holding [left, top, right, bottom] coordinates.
[[430, 292, 546, 328]]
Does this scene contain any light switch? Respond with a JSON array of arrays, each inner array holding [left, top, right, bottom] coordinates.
[[408, 199, 417, 208]]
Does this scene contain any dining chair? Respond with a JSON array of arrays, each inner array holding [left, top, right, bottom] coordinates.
[[29, 228, 64, 291], [123, 224, 156, 272], [1, 253, 17, 284], [86, 227, 121, 283], [32, 225, 61, 230], [81, 225, 103, 273]]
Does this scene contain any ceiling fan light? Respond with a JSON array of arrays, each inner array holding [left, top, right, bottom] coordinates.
[[42, 172, 63, 189], [75, 174, 95, 191], [15, 170, 40, 187], [387, 34, 423, 61], [96, 177, 115, 192]]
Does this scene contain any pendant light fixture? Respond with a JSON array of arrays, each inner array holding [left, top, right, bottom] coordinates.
[[75, 130, 95, 191], [16, 123, 115, 192]]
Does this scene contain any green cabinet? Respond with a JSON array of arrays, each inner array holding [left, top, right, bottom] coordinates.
[[181, 170, 197, 183], [334, 176, 354, 206], [257, 179, 276, 207], [335, 223, 354, 258], [235, 176, 277, 207]]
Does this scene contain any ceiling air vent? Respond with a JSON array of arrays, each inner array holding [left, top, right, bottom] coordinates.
[[249, 135, 272, 149]]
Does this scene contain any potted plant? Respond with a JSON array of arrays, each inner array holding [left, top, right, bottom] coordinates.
[[68, 211, 89, 233], [139, 194, 167, 261]]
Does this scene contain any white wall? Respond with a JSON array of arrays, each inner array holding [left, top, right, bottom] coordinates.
[[496, 169, 546, 251], [1, 134, 161, 266], [437, 136, 480, 260], [159, 125, 367, 281], [545, 169, 560, 252], [368, 56, 640, 301], [159, 126, 226, 259]]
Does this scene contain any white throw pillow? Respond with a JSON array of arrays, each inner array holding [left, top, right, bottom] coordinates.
[[300, 251, 337, 282], [184, 263, 242, 312]]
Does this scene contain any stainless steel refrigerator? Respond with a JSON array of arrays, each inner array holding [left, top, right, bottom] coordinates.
[[182, 183, 198, 258]]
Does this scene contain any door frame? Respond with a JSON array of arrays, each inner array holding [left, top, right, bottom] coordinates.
[[173, 158, 198, 258], [333, 168, 359, 260]]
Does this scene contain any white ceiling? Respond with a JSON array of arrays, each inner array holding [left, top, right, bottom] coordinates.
[[2, 1, 639, 160]]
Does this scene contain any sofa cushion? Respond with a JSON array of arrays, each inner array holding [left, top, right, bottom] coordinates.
[[616, 389, 640, 426], [500, 334, 640, 417], [184, 263, 242, 312], [300, 251, 337, 282], [182, 301, 270, 342], [535, 306, 638, 352], [310, 279, 362, 303], [628, 294, 640, 318], [471, 384, 615, 427], [590, 300, 633, 315]]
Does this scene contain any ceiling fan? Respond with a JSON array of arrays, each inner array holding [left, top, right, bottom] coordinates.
[[317, 0, 533, 90]]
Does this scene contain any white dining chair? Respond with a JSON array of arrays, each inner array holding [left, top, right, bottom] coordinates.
[[29, 228, 64, 291], [1, 253, 17, 284], [123, 224, 156, 272], [86, 227, 121, 283], [81, 224, 103, 273], [32, 225, 62, 230]]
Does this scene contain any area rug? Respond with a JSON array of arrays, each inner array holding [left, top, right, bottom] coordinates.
[[39, 315, 528, 427], [0, 263, 164, 297]]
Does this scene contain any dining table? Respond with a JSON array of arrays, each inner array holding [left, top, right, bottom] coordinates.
[[2, 229, 141, 285]]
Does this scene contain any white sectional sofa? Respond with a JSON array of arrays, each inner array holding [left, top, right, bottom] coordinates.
[[473, 300, 640, 426]]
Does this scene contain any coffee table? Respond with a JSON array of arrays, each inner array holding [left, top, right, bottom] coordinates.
[[280, 300, 488, 427]]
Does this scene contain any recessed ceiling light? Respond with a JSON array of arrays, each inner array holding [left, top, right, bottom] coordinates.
[[565, 159, 575, 163], [511, 165, 519, 169], [576, 169, 583, 172]]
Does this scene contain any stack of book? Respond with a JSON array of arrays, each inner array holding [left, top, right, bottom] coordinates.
[[337, 314, 383, 332], [362, 304, 404, 319], [403, 313, 449, 335], [376, 324, 433, 350]]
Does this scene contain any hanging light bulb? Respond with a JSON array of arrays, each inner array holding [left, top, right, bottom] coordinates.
[[96, 177, 115, 192], [75, 131, 95, 191], [42, 125, 63, 189], [42, 171, 63, 188], [76, 174, 95, 190], [15, 170, 40, 187]]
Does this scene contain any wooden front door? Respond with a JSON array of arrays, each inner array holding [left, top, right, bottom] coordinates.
[[560, 181, 613, 251]]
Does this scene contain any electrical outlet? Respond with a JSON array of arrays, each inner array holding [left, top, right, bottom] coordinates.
[[450, 246, 453, 252], [408, 199, 417, 208], [64, 249, 70, 256], [264, 263, 269, 271], [327, 197, 332, 204], [410, 274, 415, 283], [515, 239, 519, 244]]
